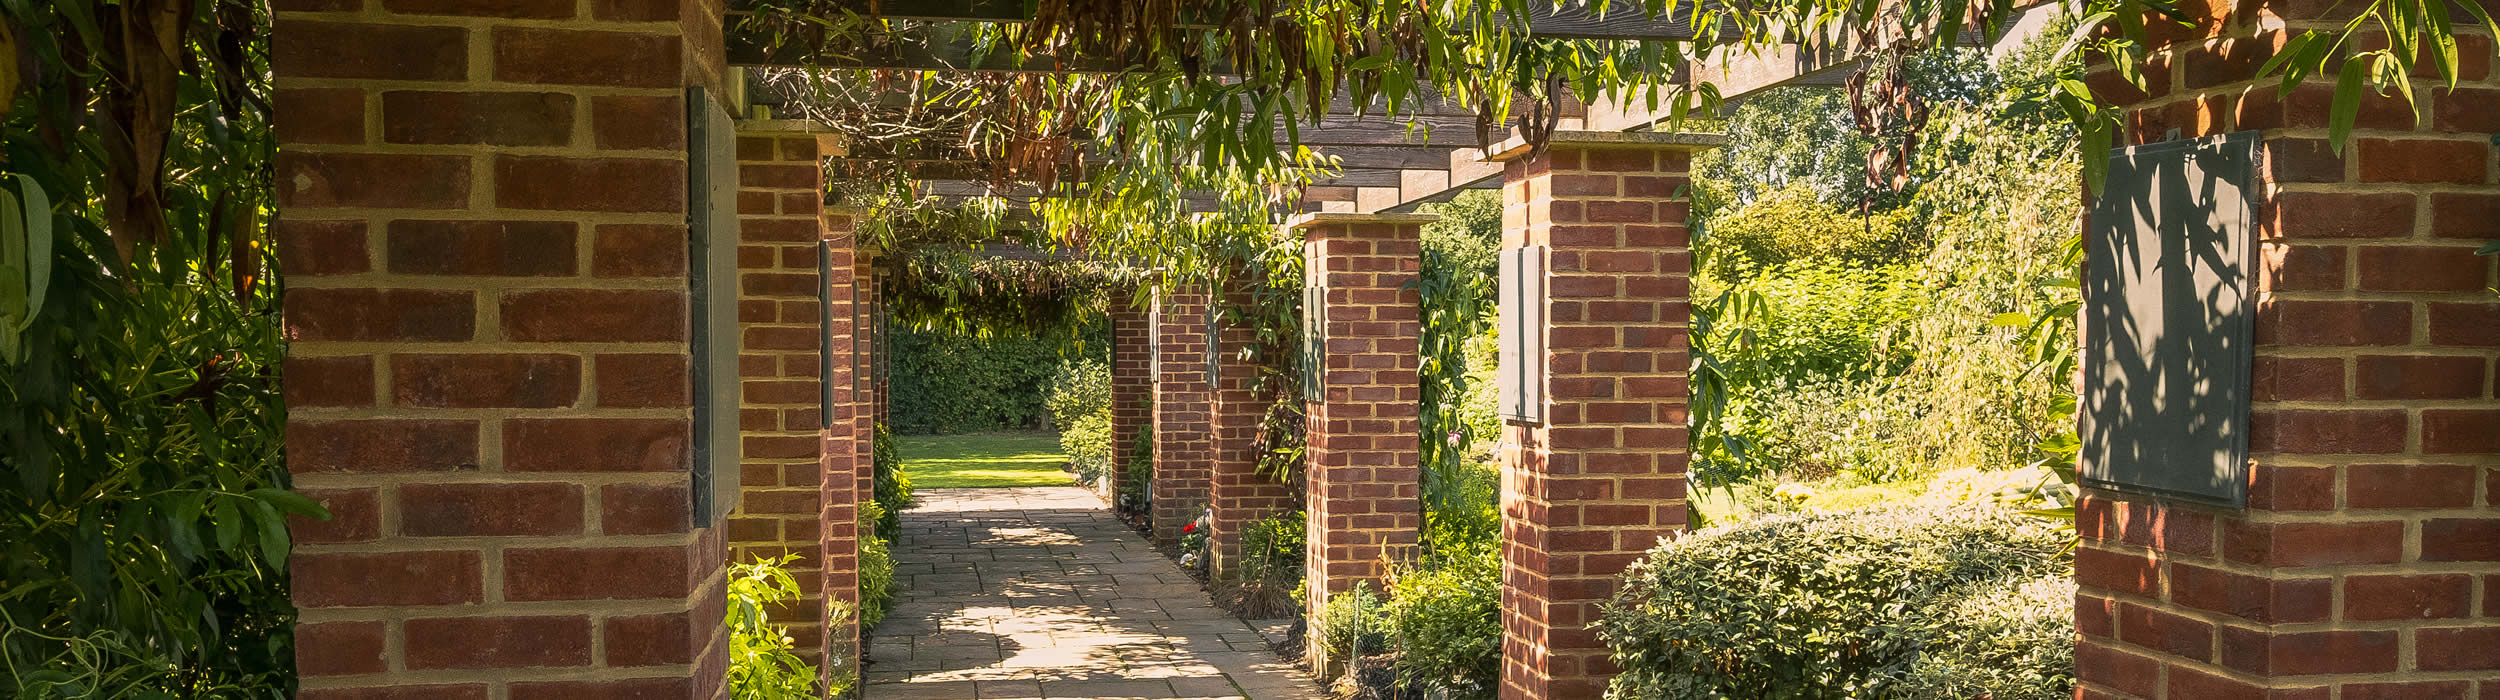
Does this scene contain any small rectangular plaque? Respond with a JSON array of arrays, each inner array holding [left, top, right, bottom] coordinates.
[[2080, 131, 2259, 507], [1497, 246, 1548, 423]]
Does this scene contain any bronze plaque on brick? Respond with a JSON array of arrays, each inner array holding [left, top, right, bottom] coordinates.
[[2081, 131, 2258, 507]]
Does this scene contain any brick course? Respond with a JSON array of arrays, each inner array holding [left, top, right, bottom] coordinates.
[[2077, 3, 2500, 697], [1294, 214, 1428, 673], [1490, 138, 1704, 699], [274, 0, 734, 695], [1153, 288, 1215, 545], [1208, 272, 1300, 581]]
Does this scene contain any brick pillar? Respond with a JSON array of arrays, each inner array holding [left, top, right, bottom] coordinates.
[[272, 1, 733, 697], [728, 129, 833, 659], [1295, 213, 1429, 671], [1487, 133, 1714, 699], [2071, 7, 2500, 698], [817, 209, 867, 680], [1208, 273, 1298, 581], [853, 246, 879, 526], [1108, 291, 1154, 506], [1152, 288, 1215, 545]]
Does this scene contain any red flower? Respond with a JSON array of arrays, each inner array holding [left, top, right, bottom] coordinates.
[[1182, 523, 1197, 533]]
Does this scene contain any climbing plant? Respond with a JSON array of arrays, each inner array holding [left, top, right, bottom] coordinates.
[[1, 0, 326, 696]]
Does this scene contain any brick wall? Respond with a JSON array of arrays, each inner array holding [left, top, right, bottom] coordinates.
[[1108, 292, 1154, 506], [1489, 136, 1710, 699], [1296, 213, 1428, 671], [1153, 288, 1216, 545], [1209, 275, 1299, 581], [816, 211, 867, 679], [2074, 4, 2500, 697], [726, 130, 833, 658], [274, 0, 733, 696]]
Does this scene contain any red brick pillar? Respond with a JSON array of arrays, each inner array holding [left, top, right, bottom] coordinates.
[[853, 246, 880, 527], [272, 1, 733, 697], [727, 129, 835, 658], [1487, 133, 1713, 699], [1295, 212, 1430, 670], [2071, 8, 2500, 698], [1209, 273, 1299, 581], [1109, 291, 1154, 506], [1153, 288, 1216, 545], [817, 209, 868, 680]]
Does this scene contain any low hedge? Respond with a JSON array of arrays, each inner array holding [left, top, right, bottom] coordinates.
[[1596, 504, 2071, 699]]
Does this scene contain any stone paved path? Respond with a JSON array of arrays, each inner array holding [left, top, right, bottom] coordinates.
[[864, 486, 1321, 700]]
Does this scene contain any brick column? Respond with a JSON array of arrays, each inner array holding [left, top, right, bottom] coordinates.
[[853, 247, 880, 528], [1295, 212, 1430, 671], [2071, 7, 2500, 698], [272, 1, 733, 697], [728, 129, 834, 659], [1108, 291, 1154, 507], [1208, 273, 1298, 581], [1153, 288, 1215, 545], [817, 209, 867, 680], [1487, 133, 1716, 699]]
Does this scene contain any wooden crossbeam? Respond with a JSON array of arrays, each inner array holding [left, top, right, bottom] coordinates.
[[731, 0, 1729, 41]]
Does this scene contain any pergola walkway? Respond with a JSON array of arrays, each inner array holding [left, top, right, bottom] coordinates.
[[866, 487, 1321, 700]]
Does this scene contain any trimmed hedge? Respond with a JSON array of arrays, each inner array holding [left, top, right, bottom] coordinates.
[[1597, 504, 2071, 699], [887, 328, 1060, 434]]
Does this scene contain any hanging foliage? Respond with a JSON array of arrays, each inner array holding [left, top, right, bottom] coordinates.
[[2, 0, 323, 696]]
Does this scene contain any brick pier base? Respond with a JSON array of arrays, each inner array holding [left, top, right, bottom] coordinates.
[[1489, 133, 1715, 699], [1296, 213, 1430, 672], [1153, 288, 1215, 545], [1209, 273, 1298, 581], [274, 0, 737, 695], [2073, 5, 2500, 697], [1108, 292, 1154, 506]]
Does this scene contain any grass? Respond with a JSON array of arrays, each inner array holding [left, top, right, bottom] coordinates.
[[895, 430, 1073, 488]]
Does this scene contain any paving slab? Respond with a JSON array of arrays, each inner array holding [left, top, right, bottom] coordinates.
[[866, 487, 1320, 700]]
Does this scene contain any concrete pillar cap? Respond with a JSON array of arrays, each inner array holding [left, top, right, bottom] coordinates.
[[1281, 212, 1441, 231], [1482, 130, 1730, 162]]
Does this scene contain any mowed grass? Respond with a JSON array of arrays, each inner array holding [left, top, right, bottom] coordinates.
[[895, 430, 1073, 488]]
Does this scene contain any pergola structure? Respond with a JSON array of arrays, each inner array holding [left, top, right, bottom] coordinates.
[[270, 0, 2499, 698]]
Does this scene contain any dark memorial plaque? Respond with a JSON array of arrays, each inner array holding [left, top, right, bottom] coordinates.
[[2081, 131, 2258, 507], [686, 87, 743, 521]]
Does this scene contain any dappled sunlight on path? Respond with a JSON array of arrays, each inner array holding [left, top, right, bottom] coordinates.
[[866, 487, 1319, 700]]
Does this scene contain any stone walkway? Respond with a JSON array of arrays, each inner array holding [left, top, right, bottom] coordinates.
[[865, 486, 1321, 700]]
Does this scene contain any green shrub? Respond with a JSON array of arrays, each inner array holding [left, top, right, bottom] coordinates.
[[887, 328, 1062, 434], [1695, 262, 1922, 483], [1705, 183, 1919, 279], [1048, 359, 1115, 486], [1387, 541, 1502, 699], [1597, 504, 2070, 699], [858, 502, 897, 629], [1318, 581, 1389, 662], [1895, 576, 2077, 700], [729, 555, 834, 698], [871, 425, 912, 539], [1240, 510, 1307, 584]]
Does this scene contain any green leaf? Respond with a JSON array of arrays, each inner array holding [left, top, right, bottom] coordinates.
[[2476, 241, 2500, 255], [250, 500, 290, 568], [1348, 55, 1393, 71], [2328, 54, 2370, 153], [249, 487, 331, 519], [1989, 312, 2031, 326], [213, 499, 243, 551]]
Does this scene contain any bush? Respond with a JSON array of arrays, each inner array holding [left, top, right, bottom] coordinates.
[[887, 328, 1062, 434], [729, 555, 833, 698], [1696, 262, 1923, 483], [871, 425, 912, 539], [1895, 576, 2077, 700], [1386, 542, 1502, 698], [1240, 510, 1308, 584], [1597, 504, 2071, 699], [1705, 183, 1919, 279], [1318, 581, 1390, 662], [1049, 359, 1115, 486], [858, 502, 897, 630]]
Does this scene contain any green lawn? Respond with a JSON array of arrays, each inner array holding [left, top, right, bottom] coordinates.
[[895, 431, 1073, 488]]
